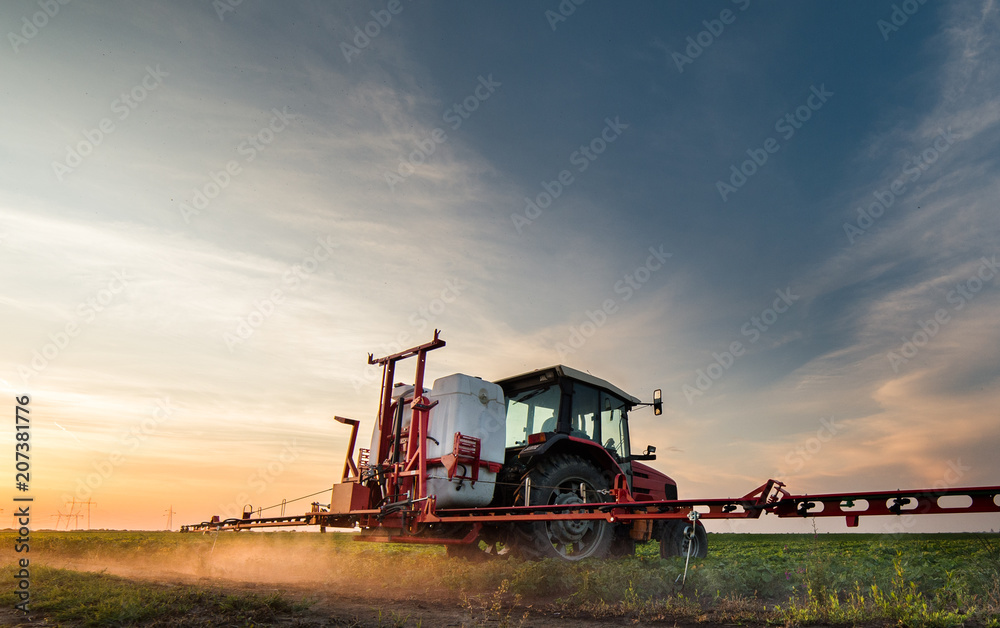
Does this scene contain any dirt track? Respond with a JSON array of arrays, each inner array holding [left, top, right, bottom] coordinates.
[[2, 557, 691, 628]]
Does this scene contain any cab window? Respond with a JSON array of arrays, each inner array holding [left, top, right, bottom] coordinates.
[[505, 386, 560, 447], [600, 393, 629, 459], [569, 383, 599, 441]]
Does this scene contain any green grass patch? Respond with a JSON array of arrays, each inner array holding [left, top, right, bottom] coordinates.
[[2, 530, 998, 626], [0, 563, 309, 627]]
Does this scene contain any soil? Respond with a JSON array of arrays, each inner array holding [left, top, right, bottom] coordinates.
[[0, 557, 727, 627]]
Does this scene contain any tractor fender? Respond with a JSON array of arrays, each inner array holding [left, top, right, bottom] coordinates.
[[517, 434, 625, 482]]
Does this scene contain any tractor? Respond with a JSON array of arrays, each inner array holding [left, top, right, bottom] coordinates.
[[462, 364, 706, 560]]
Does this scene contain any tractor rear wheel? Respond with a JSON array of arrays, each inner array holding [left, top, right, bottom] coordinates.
[[511, 455, 615, 561], [658, 520, 708, 558]]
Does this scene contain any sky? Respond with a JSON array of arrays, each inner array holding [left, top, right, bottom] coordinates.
[[2, 0, 998, 534]]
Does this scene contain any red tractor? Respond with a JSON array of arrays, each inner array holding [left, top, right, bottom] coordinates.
[[478, 364, 706, 560]]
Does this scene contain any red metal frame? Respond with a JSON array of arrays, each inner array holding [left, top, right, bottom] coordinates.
[[181, 479, 1000, 534], [423, 479, 1000, 526], [366, 330, 445, 511], [439, 433, 483, 485], [333, 416, 361, 482]]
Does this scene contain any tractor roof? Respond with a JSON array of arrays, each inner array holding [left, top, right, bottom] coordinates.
[[495, 365, 642, 406]]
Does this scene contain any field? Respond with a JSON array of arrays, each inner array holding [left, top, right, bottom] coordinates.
[[1, 530, 999, 627]]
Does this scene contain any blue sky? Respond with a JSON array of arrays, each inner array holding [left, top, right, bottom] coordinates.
[[2, 0, 998, 532]]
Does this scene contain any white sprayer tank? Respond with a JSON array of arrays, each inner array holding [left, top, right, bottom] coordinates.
[[425, 373, 506, 509]]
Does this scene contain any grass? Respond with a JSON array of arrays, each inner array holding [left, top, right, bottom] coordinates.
[[0, 563, 310, 627], [1, 529, 998, 626]]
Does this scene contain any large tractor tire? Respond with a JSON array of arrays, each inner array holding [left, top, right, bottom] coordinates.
[[658, 520, 708, 558], [511, 455, 616, 561]]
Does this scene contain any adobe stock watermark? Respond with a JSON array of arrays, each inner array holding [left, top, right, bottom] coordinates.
[[671, 0, 752, 73], [212, 0, 244, 21], [555, 245, 671, 360], [716, 84, 833, 201], [177, 106, 298, 223], [51, 65, 168, 182], [223, 235, 338, 351], [8, 0, 72, 53], [383, 74, 501, 191], [511, 116, 628, 234], [774, 416, 843, 479], [341, 0, 410, 62], [16, 270, 131, 386], [883, 458, 971, 534], [877, 0, 928, 42], [60, 395, 178, 505], [682, 287, 799, 404], [544, 0, 586, 31], [843, 128, 960, 245], [350, 279, 465, 392], [218, 440, 303, 520], [887, 255, 998, 373]]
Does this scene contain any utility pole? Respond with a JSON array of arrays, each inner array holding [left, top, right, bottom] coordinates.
[[82, 498, 96, 530], [164, 505, 176, 531], [57, 497, 89, 530]]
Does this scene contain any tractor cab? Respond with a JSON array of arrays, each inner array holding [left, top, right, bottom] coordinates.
[[494, 365, 662, 494], [488, 365, 680, 559], [497, 365, 637, 457]]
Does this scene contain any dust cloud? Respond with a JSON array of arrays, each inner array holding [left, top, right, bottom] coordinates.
[[33, 531, 458, 599]]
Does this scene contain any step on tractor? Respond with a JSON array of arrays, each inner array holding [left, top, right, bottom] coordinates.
[[184, 331, 1000, 562]]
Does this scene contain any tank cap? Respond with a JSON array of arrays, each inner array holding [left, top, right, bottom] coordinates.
[[478, 388, 489, 405]]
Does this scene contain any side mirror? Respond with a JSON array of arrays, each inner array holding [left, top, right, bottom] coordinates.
[[628, 444, 657, 462], [653, 389, 662, 416]]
